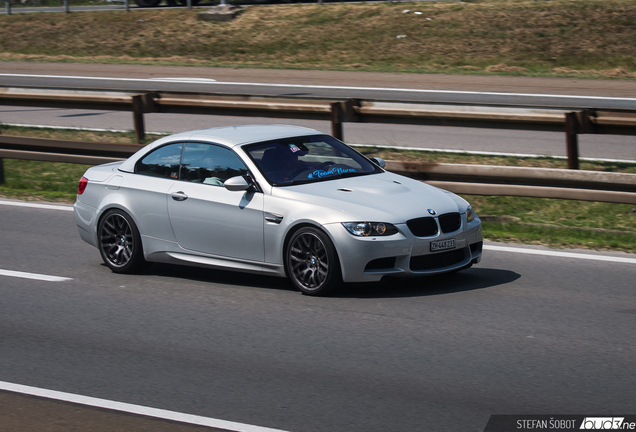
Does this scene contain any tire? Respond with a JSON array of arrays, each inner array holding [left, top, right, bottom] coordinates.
[[134, 0, 161, 7], [98, 209, 147, 274], [286, 227, 341, 296]]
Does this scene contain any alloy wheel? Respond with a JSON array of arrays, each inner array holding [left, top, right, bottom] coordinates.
[[99, 212, 135, 268]]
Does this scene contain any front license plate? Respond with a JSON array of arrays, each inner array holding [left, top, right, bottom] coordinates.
[[430, 238, 456, 252]]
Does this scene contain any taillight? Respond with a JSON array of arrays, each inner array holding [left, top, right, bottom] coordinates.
[[78, 176, 88, 195]]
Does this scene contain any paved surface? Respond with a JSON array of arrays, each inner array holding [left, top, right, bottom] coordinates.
[[1, 64, 635, 431], [1, 200, 635, 432], [2, 62, 636, 98]]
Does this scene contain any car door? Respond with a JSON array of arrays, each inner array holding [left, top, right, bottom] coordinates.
[[167, 142, 265, 262], [130, 141, 183, 241]]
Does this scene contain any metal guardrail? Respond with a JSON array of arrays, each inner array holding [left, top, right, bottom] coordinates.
[[385, 161, 636, 205], [0, 135, 144, 165], [2, 86, 636, 169], [1, 87, 636, 203], [1, 135, 635, 204]]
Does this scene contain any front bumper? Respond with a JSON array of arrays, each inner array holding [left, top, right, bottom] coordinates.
[[324, 216, 483, 283]]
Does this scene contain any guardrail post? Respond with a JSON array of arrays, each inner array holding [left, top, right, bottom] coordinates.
[[64, 0, 69, 13], [331, 102, 343, 141], [577, 109, 597, 134], [132, 95, 146, 143], [6, 0, 11, 15], [565, 112, 580, 170]]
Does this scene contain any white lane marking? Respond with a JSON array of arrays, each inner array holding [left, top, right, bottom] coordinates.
[[484, 245, 636, 265], [148, 77, 217, 83], [0, 200, 74, 211], [1, 73, 635, 102], [0, 381, 289, 432], [0, 269, 72, 282]]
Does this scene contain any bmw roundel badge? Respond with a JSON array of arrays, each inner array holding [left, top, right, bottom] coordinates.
[[427, 209, 436, 215]]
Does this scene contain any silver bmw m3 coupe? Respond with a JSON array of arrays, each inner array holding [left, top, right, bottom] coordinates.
[[74, 125, 483, 295]]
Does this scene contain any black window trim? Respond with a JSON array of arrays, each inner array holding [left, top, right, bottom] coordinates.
[[134, 140, 261, 192]]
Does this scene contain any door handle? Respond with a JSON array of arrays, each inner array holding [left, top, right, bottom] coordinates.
[[171, 191, 188, 201]]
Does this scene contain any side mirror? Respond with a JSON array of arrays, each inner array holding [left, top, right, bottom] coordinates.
[[370, 157, 386, 168], [224, 176, 251, 192]]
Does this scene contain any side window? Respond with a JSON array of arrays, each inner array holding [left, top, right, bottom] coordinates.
[[181, 143, 248, 186], [135, 143, 183, 179]]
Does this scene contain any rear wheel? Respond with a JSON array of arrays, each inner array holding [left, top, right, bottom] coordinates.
[[98, 209, 147, 274], [286, 227, 341, 296]]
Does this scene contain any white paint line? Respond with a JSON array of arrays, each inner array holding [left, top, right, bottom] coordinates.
[[484, 245, 636, 265], [0, 200, 74, 211], [0, 269, 72, 282], [148, 77, 218, 83], [2, 73, 636, 102], [0, 381, 289, 432]]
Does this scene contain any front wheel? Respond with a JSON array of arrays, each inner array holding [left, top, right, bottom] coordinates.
[[98, 209, 147, 274], [286, 227, 341, 296]]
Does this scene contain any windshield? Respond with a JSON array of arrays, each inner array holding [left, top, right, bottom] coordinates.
[[244, 134, 382, 186]]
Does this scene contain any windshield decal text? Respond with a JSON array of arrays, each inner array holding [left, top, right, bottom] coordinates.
[[307, 167, 356, 179]]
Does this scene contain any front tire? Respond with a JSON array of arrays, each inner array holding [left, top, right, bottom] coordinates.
[[286, 227, 341, 296], [98, 209, 147, 274]]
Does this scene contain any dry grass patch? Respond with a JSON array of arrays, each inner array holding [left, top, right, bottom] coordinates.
[[0, 0, 634, 76]]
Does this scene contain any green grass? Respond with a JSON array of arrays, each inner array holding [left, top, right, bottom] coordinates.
[[1, 126, 635, 252], [468, 195, 636, 252], [0, 159, 91, 202], [357, 147, 636, 174], [1, 0, 635, 78], [482, 220, 636, 252]]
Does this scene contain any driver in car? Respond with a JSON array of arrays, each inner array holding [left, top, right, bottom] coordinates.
[[263, 144, 308, 183]]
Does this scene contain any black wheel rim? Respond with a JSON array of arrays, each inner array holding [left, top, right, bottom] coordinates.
[[99, 213, 134, 268], [289, 232, 329, 291]]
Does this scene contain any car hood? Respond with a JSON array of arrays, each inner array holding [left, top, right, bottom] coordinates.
[[270, 172, 463, 223]]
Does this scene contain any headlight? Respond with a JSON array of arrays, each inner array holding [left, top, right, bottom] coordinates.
[[342, 222, 399, 237], [466, 205, 475, 222]]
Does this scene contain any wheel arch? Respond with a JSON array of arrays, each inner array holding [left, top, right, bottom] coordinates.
[[281, 222, 342, 279], [96, 206, 148, 273], [95, 202, 146, 257]]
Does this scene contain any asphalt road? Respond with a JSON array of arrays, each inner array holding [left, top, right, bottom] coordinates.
[[1, 200, 635, 432], [1, 63, 636, 161], [3, 62, 636, 107]]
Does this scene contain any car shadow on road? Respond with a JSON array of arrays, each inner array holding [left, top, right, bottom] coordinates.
[[137, 262, 296, 292], [136, 263, 520, 298], [335, 267, 521, 299]]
